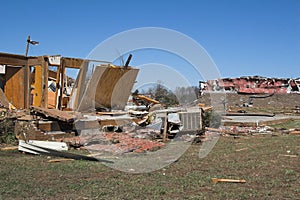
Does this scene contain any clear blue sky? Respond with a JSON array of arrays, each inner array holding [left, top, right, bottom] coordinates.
[[1, 0, 299, 86]]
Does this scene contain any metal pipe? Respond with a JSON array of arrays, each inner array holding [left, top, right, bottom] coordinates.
[[124, 54, 132, 68], [25, 35, 30, 57]]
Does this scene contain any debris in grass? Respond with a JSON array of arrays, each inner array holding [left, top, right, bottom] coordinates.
[[48, 158, 74, 163], [290, 131, 300, 135], [278, 154, 298, 158], [0, 146, 18, 151], [212, 178, 246, 184], [18, 140, 68, 155], [235, 147, 248, 152]]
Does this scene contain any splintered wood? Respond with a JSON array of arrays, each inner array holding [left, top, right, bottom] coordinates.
[[31, 106, 77, 122]]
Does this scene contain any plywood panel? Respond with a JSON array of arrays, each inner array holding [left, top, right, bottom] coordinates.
[[48, 91, 56, 109], [76, 65, 139, 111], [4, 66, 25, 109]]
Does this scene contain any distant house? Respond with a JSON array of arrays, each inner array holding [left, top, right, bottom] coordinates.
[[201, 76, 300, 94]]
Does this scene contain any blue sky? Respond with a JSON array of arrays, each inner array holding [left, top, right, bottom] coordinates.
[[1, 0, 299, 87]]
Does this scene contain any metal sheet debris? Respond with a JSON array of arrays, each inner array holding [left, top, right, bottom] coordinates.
[[18, 140, 68, 154]]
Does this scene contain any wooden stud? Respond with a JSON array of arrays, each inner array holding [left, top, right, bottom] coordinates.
[[55, 65, 61, 109], [33, 65, 43, 107], [41, 57, 49, 108], [163, 112, 168, 142]]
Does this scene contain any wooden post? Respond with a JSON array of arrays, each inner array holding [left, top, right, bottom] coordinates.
[[24, 62, 30, 109], [58, 60, 65, 110], [33, 65, 43, 107], [41, 57, 48, 108], [163, 112, 168, 142], [55, 65, 61, 109]]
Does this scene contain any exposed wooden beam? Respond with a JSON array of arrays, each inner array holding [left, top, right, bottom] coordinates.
[[28, 57, 43, 66], [61, 57, 85, 69], [0, 53, 27, 66]]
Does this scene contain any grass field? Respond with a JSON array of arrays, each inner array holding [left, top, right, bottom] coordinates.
[[1, 134, 299, 199]]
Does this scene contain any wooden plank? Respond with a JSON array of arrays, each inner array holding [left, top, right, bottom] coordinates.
[[98, 118, 133, 127], [279, 154, 298, 158], [290, 131, 300, 135], [41, 58, 49, 108], [48, 91, 56, 109], [32, 65, 43, 107], [0, 53, 40, 66], [31, 106, 77, 122], [135, 94, 160, 104], [77, 65, 139, 111], [94, 66, 139, 110], [163, 113, 168, 142], [0, 52, 27, 66], [4, 66, 25, 109], [0, 146, 18, 151], [62, 57, 85, 69], [48, 158, 74, 163], [27, 57, 42, 66], [212, 178, 246, 183]]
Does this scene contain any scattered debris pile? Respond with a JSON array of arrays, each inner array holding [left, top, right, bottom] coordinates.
[[206, 125, 300, 136], [200, 76, 300, 94], [1, 52, 298, 161], [0, 52, 205, 158], [80, 132, 164, 154]]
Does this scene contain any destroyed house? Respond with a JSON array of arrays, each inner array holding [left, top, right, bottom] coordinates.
[[0, 52, 204, 146], [201, 76, 300, 94], [0, 52, 138, 111]]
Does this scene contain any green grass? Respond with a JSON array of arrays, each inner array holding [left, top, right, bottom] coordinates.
[[1, 135, 299, 199], [0, 119, 16, 144]]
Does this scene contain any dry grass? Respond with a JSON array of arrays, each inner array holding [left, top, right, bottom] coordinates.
[[1, 134, 299, 199]]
